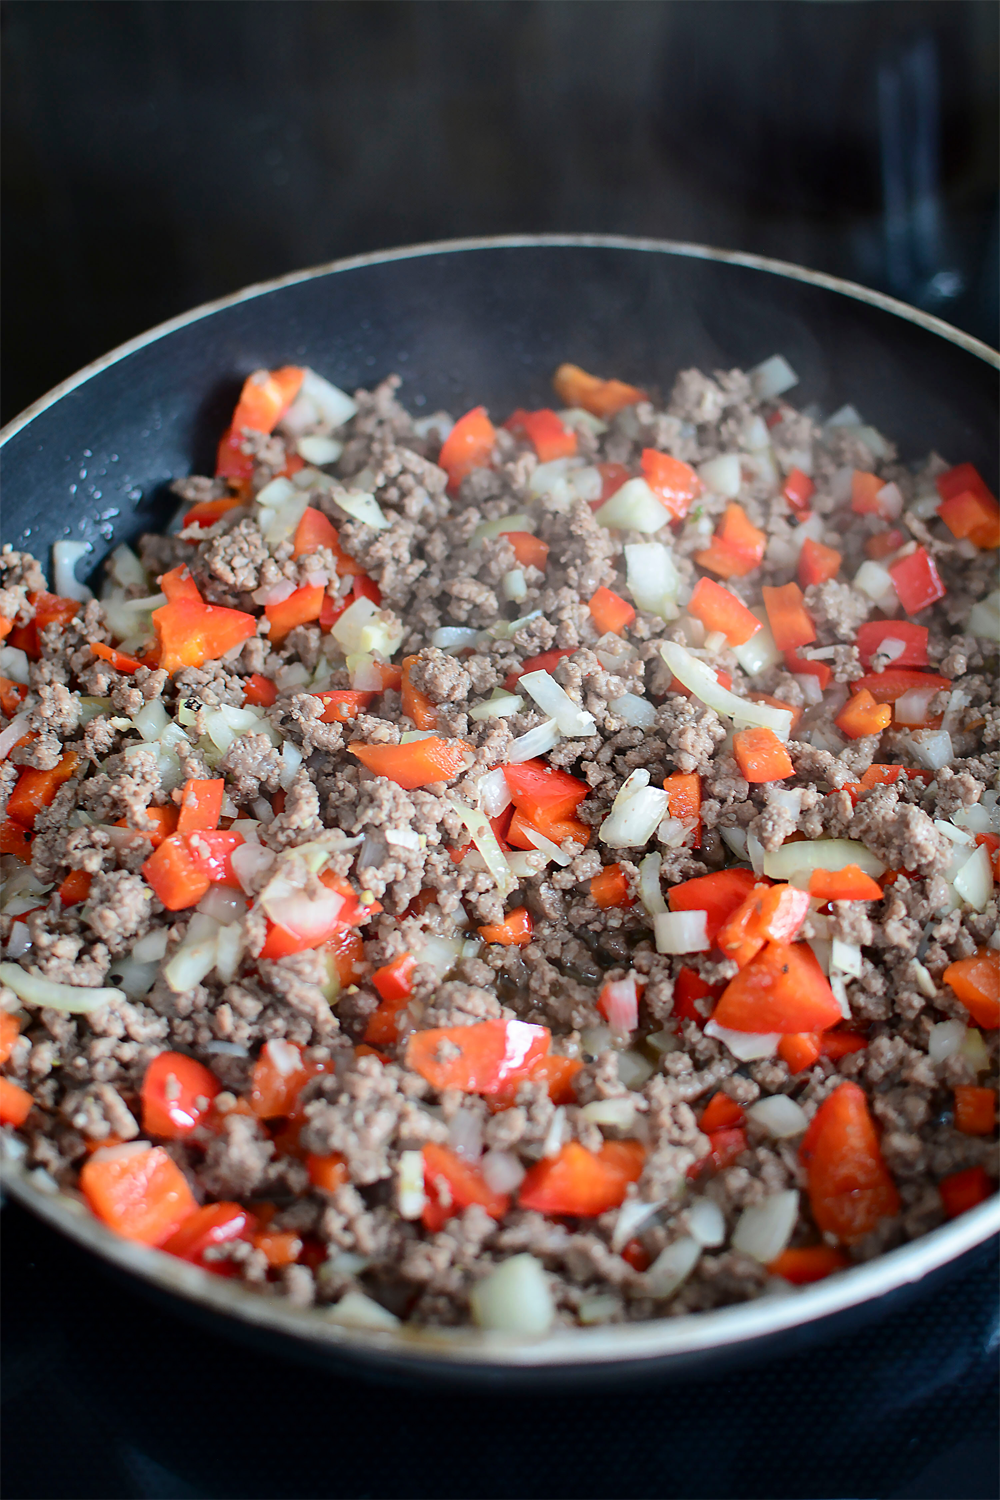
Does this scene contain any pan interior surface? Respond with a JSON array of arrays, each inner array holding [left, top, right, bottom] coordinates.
[[2, 236, 998, 1375]]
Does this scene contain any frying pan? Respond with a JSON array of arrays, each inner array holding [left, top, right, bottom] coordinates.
[[2, 235, 998, 1384]]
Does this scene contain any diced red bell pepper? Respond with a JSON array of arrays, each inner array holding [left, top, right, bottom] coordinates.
[[307, 1152, 350, 1192], [713, 940, 843, 1034], [663, 772, 701, 848], [778, 1032, 823, 1073], [504, 408, 577, 463], [292, 506, 360, 573], [313, 689, 375, 724], [141, 1051, 222, 1138], [372, 953, 416, 1003], [7, 750, 80, 829], [859, 764, 931, 789], [265, 584, 325, 644], [936, 462, 997, 508], [865, 528, 906, 561], [249, 1039, 331, 1119], [230, 365, 304, 436], [851, 668, 951, 704], [850, 470, 886, 515], [421, 1141, 510, 1232], [160, 566, 204, 603], [242, 673, 277, 707], [519, 1139, 644, 1217], [478, 906, 534, 947], [800, 1081, 900, 1245], [595, 462, 632, 504], [694, 504, 767, 579], [716, 882, 810, 968], [500, 531, 549, 571], [0, 675, 28, 716], [89, 641, 147, 674], [667, 868, 759, 945], [589, 862, 633, 909], [176, 778, 224, 833], [640, 449, 702, 521], [589, 586, 636, 636], [115, 806, 179, 848], [672, 967, 722, 1026], [953, 1085, 996, 1136], [938, 1165, 994, 1219], [688, 577, 760, 646], [888, 547, 946, 614], [732, 726, 794, 783], [58, 868, 93, 907], [503, 647, 575, 692], [485, 1051, 583, 1109], [0, 1013, 22, 1066], [783, 648, 831, 689], [182, 496, 242, 531], [0, 1077, 34, 1126], [507, 806, 590, 854], [0, 819, 32, 861], [782, 468, 815, 514], [552, 364, 645, 419], [405, 1018, 550, 1094], [183, 830, 244, 888], [767, 1245, 849, 1283], [400, 656, 438, 730], [835, 689, 891, 739], [0, 616, 11, 642], [364, 991, 412, 1047], [935, 464, 1000, 548], [798, 537, 842, 589], [7, 593, 81, 659], [854, 621, 928, 669], [502, 758, 589, 823], [700, 1092, 744, 1132], [762, 582, 816, 652], [142, 829, 244, 910], [80, 1145, 197, 1246], [438, 406, 496, 489], [621, 1239, 651, 1273], [747, 693, 803, 732], [808, 865, 884, 902], [153, 597, 257, 675], [349, 737, 469, 789]]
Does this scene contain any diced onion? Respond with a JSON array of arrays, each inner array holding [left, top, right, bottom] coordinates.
[[825, 404, 862, 429], [953, 843, 993, 911], [720, 826, 749, 860], [326, 1291, 401, 1331], [595, 478, 671, 533], [558, 407, 608, 436], [935, 820, 974, 846], [296, 434, 343, 466], [6, 923, 31, 959], [610, 1196, 669, 1252], [478, 767, 512, 818], [196, 887, 247, 925], [0, 713, 33, 759], [568, 466, 603, 503], [645, 1236, 701, 1299], [895, 688, 939, 726], [763, 839, 886, 881], [509, 718, 562, 762], [107, 543, 147, 591], [472, 513, 536, 544], [132, 927, 169, 963], [111, 957, 159, 997], [703, 1020, 780, 1061], [698, 453, 742, 498], [961, 1028, 990, 1074], [53, 540, 93, 602], [451, 800, 515, 897], [332, 488, 389, 531], [928, 1019, 966, 1064], [905, 729, 954, 772], [874, 481, 903, 519], [214, 922, 244, 984], [0, 963, 123, 1013], [830, 939, 863, 978], [515, 820, 574, 867], [793, 672, 824, 707], [966, 590, 1000, 643], [617, 1050, 655, 1090], [278, 741, 303, 791], [261, 877, 345, 940], [581, 1095, 639, 1130], [748, 354, 798, 399], [0, 647, 31, 686], [470, 1253, 554, 1335], [260, 488, 311, 547], [853, 561, 899, 616], [638, 851, 667, 915], [280, 370, 357, 435], [687, 1197, 726, 1248], [529, 457, 582, 500], [661, 642, 792, 740], [469, 691, 525, 722], [746, 1096, 809, 1139], [654, 910, 708, 954], [732, 1189, 799, 1263], [164, 923, 220, 993], [610, 692, 656, 729], [519, 670, 596, 738], [132, 700, 170, 742], [398, 1149, 427, 1220], [481, 1150, 525, 1195], [330, 596, 379, 653], [447, 1107, 484, 1162], [432, 627, 481, 652], [624, 541, 681, 618], [600, 769, 671, 848], [953, 803, 999, 835]]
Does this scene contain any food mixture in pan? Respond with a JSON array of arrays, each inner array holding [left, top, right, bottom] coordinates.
[[1, 356, 997, 1335]]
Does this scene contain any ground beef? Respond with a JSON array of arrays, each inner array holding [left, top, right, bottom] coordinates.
[[3, 358, 995, 1339]]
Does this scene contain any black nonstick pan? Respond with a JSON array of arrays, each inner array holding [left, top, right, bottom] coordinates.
[[2, 235, 998, 1384]]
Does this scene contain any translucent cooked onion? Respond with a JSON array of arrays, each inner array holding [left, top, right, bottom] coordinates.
[[481, 1150, 526, 1195], [330, 596, 380, 653], [447, 1107, 484, 1162], [953, 843, 993, 911], [638, 851, 667, 915], [451, 800, 515, 897], [0, 963, 123, 1013], [731, 1189, 799, 1263], [107, 543, 148, 592], [0, 647, 31, 686], [472, 513, 536, 544], [432, 627, 481, 652], [478, 767, 512, 818], [611, 1196, 669, 1252], [748, 354, 799, 399], [624, 541, 681, 619], [581, 1095, 639, 1129], [600, 769, 670, 848], [6, 923, 31, 959], [746, 1095, 809, 1139], [763, 838, 885, 881], [469, 691, 525, 722], [519, 670, 596, 737], [853, 560, 899, 616], [610, 692, 656, 729], [397, 1150, 427, 1220], [660, 642, 792, 740], [296, 434, 343, 466], [966, 590, 1000, 642], [617, 1050, 655, 1090], [515, 821, 573, 867], [509, 718, 562, 762], [326, 1291, 401, 1331], [830, 938, 863, 978], [928, 1019, 966, 1064], [164, 923, 221, 994], [687, 1197, 726, 1248], [53, 540, 93, 602], [470, 1253, 554, 1335], [601, 977, 640, 1035], [332, 487, 389, 531], [698, 453, 742, 498], [261, 878, 345, 940], [654, 910, 709, 954], [0, 713, 32, 758], [645, 1237, 701, 1300], [894, 687, 939, 726], [251, 577, 298, 607], [905, 729, 954, 772], [595, 478, 671, 533], [132, 699, 170, 742], [720, 826, 749, 860], [703, 1020, 780, 1060]]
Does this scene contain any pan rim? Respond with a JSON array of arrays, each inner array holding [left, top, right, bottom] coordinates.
[[2, 232, 997, 1371]]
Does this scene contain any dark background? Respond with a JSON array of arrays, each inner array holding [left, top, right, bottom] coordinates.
[[2, 0, 998, 427]]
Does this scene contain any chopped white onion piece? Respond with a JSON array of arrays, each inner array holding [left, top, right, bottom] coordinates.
[[793, 672, 824, 708], [447, 1107, 484, 1162], [581, 1096, 639, 1130], [825, 404, 863, 429], [568, 465, 603, 503], [107, 543, 148, 591], [687, 1197, 727, 1248], [504, 566, 531, 601], [594, 478, 671, 533], [905, 729, 954, 772], [610, 692, 656, 729], [966, 590, 1000, 643], [505, 852, 547, 879], [528, 457, 582, 503], [720, 825, 749, 860], [519, 670, 596, 738], [261, 877, 345, 942], [617, 1049, 656, 1090], [703, 1020, 780, 1060], [749, 354, 799, 400], [660, 642, 792, 740], [296, 434, 343, 466], [131, 927, 169, 963], [935, 819, 974, 846], [953, 803, 999, 835], [326, 1291, 401, 1331], [654, 910, 709, 954], [53, 540, 93, 602], [478, 767, 512, 818], [961, 1028, 990, 1074], [763, 839, 885, 881], [953, 843, 993, 911], [830, 972, 851, 1020], [509, 718, 562, 762], [541, 1105, 567, 1159], [432, 626, 481, 653], [472, 513, 536, 544], [132, 699, 170, 742], [611, 1196, 669, 1252], [746, 831, 766, 876], [830, 939, 863, 979], [196, 887, 247, 925], [0, 712, 32, 759], [470, 1254, 554, 1335], [698, 453, 742, 498], [450, 800, 515, 897], [260, 487, 311, 547], [278, 741, 303, 791], [558, 407, 608, 435], [732, 1189, 799, 1264], [214, 922, 244, 984], [0, 647, 31, 686], [398, 1149, 427, 1220], [0, 963, 123, 1013], [624, 541, 681, 618], [895, 687, 939, 726], [330, 596, 379, 653], [469, 691, 525, 722], [111, 957, 159, 998], [645, 1237, 701, 1299], [6, 923, 31, 959], [164, 922, 220, 993], [600, 769, 671, 848], [730, 611, 780, 681], [853, 560, 898, 616], [481, 1150, 525, 1195], [874, 481, 903, 519], [928, 1019, 967, 1064], [746, 1096, 809, 1139], [515, 820, 574, 867], [638, 851, 667, 915]]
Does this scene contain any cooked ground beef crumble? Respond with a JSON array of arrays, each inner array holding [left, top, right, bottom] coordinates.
[[1, 357, 997, 1336]]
